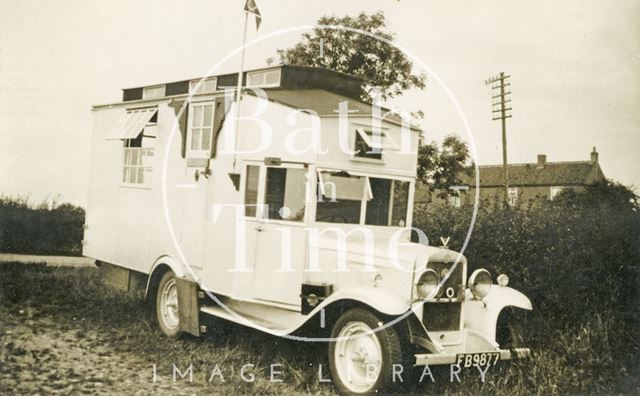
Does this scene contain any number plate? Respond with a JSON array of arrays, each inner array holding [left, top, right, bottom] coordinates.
[[455, 352, 500, 368]]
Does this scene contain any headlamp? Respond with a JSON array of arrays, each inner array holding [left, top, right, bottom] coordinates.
[[469, 268, 492, 298], [416, 269, 440, 299]]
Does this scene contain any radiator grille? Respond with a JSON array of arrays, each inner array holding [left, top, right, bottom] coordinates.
[[422, 302, 461, 331], [427, 261, 463, 292]]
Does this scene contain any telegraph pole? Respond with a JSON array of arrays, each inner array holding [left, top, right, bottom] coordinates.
[[485, 72, 512, 201]]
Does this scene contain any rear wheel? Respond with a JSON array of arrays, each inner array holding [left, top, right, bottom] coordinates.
[[155, 271, 182, 338], [328, 308, 406, 395]]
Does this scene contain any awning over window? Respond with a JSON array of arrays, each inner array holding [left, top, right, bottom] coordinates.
[[317, 170, 373, 201], [106, 107, 157, 140], [355, 128, 398, 150]]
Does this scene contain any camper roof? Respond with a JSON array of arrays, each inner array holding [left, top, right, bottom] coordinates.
[[95, 65, 420, 131], [121, 65, 365, 103], [247, 89, 416, 129]]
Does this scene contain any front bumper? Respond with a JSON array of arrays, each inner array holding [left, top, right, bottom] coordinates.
[[414, 347, 531, 366]]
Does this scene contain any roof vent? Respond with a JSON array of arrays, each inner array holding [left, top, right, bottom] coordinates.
[[536, 154, 547, 169]]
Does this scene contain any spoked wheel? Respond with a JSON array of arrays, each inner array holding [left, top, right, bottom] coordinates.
[[329, 308, 406, 395], [156, 271, 182, 338]]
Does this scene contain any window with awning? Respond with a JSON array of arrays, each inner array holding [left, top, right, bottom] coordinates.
[[315, 170, 410, 226], [107, 107, 158, 187], [106, 107, 158, 140], [317, 171, 373, 201], [354, 128, 397, 160]]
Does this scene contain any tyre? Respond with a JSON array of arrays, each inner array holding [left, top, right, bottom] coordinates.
[[328, 308, 407, 395], [155, 271, 182, 338]]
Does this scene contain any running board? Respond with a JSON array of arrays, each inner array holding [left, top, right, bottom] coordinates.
[[200, 299, 308, 336]]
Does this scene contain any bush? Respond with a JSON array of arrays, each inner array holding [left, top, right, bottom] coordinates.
[[0, 196, 85, 256], [413, 180, 640, 388]]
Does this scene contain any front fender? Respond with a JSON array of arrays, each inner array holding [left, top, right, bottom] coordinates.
[[316, 286, 411, 316], [463, 286, 532, 342]]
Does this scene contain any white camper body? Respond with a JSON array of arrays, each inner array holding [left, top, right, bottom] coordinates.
[[85, 90, 417, 305], [84, 66, 532, 395]]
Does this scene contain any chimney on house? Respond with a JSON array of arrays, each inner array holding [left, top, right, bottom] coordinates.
[[591, 147, 598, 163], [536, 154, 547, 169]]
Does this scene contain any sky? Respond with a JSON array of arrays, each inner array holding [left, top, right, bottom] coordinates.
[[1, 0, 638, 206]]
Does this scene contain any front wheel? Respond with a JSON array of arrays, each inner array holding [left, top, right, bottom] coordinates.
[[328, 308, 407, 395], [155, 271, 183, 338]]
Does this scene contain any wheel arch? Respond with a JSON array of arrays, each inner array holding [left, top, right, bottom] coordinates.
[[145, 256, 185, 301], [321, 287, 411, 317], [463, 286, 533, 342], [293, 287, 412, 338]]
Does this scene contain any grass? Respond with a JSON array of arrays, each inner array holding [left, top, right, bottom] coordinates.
[[0, 263, 638, 395]]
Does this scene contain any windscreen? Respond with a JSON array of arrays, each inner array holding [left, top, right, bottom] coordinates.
[[315, 171, 409, 226]]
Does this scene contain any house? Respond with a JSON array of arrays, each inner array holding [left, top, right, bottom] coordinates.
[[415, 147, 606, 207]]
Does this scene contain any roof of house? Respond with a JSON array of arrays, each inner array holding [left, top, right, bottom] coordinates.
[[461, 160, 605, 188]]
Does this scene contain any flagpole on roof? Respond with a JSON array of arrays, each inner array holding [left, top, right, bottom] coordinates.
[[229, 1, 261, 188], [231, 10, 249, 177]]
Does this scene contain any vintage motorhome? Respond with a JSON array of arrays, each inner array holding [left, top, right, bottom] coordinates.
[[84, 65, 532, 394]]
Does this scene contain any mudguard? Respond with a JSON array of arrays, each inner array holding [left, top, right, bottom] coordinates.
[[463, 286, 532, 342], [144, 255, 187, 297]]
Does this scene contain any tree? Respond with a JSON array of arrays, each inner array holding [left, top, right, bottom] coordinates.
[[553, 180, 639, 212], [275, 11, 426, 101], [417, 134, 473, 198]]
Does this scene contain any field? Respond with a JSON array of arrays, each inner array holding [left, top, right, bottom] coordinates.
[[0, 262, 638, 395], [1, 183, 639, 394]]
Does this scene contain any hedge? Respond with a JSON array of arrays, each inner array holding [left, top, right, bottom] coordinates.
[[0, 197, 85, 256]]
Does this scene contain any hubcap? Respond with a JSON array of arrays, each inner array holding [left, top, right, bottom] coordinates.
[[160, 278, 179, 330], [334, 321, 383, 393]]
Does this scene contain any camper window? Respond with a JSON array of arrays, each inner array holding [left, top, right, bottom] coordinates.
[[142, 85, 165, 99], [190, 77, 217, 95], [364, 179, 409, 227], [244, 165, 260, 217], [354, 129, 384, 160], [316, 171, 409, 226], [122, 135, 155, 186], [264, 167, 306, 222], [121, 111, 156, 186], [316, 172, 371, 224], [187, 102, 215, 158], [246, 69, 281, 88]]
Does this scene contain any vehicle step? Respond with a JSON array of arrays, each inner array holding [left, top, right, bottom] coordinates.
[[200, 301, 305, 335]]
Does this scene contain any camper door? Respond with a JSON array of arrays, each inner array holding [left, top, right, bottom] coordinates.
[[239, 162, 308, 306]]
